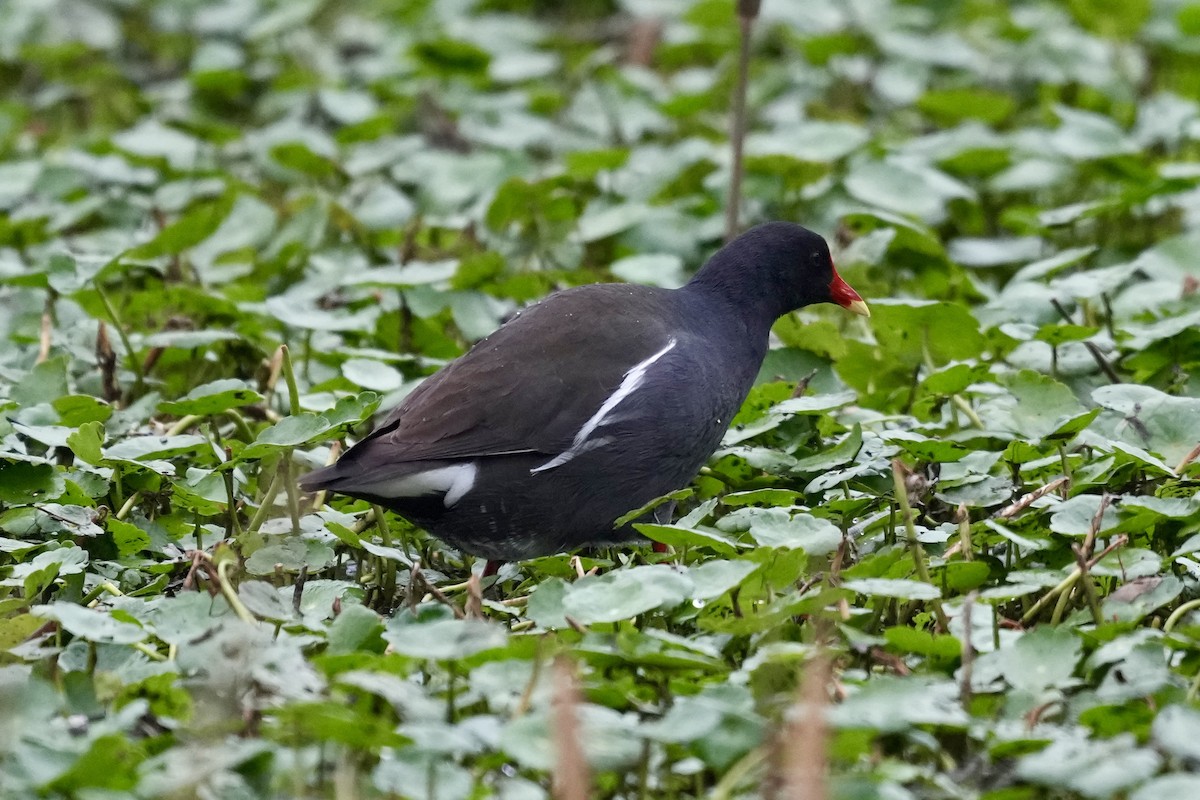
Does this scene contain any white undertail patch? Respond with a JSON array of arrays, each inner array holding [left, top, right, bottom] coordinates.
[[531, 337, 677, 474], [353, 462, 478, 508]]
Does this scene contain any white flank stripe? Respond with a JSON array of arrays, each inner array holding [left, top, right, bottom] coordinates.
[[355, 463, 478, 508], [531, 337, 677, 474]]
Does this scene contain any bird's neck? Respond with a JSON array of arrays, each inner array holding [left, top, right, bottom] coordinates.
[[685, 263, 785, 338]]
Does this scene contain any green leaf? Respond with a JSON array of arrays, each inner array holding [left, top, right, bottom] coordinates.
[[869, 300, 985, 365], [689, 560, 760, 600], [107, 518, 151, 557], [12, 355, 69, 409], [634, 523, 741, 556], [1092, 384, 1200, 466], [525, 578, 569, 629], [158, 379, 264, 416], [745, 509, 842, 555], [1049, 494, 1121, 536], [32, 603, 147, 644], [0, 462, 64, 503], [975, 625, 1081, 693], [1132, 776, 1200, 800], [238, 580, 294, 620], [918, 87, 1015, 125], [104, 434, 207, 462], [326, 604, 386, 655], [241, 416, 331, 458], [791, 425, 863, 473], [66, 421, 105, 465], [1152, 704, 1200, 762], [52, 395, 113, 426], [830, 677, 968, 732], [341, 358, 403, 392], [562, 566, 693, 624], [244, 538, 334, 575], [1017, 734, 1160, 798], [982, 370, 1088, 441], [382, 615, 507, 660], [126, 194, 234, 259], [609, 253, 685, 288], [884, 627, 961, 659], [842, 578, 942, 600]]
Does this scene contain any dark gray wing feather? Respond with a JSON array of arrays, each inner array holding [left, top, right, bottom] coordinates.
[[352, 284, 677, 463]]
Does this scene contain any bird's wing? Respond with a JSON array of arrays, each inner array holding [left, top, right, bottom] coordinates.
[[357, 284, 678, 464]]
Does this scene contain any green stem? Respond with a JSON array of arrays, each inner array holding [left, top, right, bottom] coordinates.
[[1049, 581, 1076, 625], [710, 745, 768, 800], [248, 464, 284, 534], [223, 462, 242, 538], [1058, 444, 1073, 490], [283, 457, 301, 535], [1073, 546, 1104, 626], [373, 504, 397, 607], [1165, 598, 1200, 633], [167, 415, 201, 436], [957, 508, 973, 561], [217, 559, 256, 624], [1022, 535, 1129, 624], [1024, 570, 1081, 624], [115, 492, 141, 520], [951, 395, 985, 429], [891, 461, 951, 631], [280, 344, 302, 416], [94, 284, 144, 386], [224, 409, 255, 442], [923, 333, 983, 429], [81, 581, 123, 606], [133, 642, 167, 662]]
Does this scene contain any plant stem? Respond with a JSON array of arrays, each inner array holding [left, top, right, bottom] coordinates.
[[711, 745, 768, 800], [283, 457, 301, 535], [1164, 598, 1200, 632], [167, 415, 201, 436], [891, 461, 951, 631], [94, 283, 145, 390], [724, 0, 760, 242], [217, 558, 256, 624], [116, 492, 141, 520], [248, 464, 284, 534], [1021, 535, 1128, 624], [280, 344, 302, 416]]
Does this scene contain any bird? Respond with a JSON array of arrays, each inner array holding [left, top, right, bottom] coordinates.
[[300, 222, 869, 565]]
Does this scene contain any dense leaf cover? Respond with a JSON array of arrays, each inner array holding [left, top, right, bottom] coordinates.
[[2, 0, 1200, 797]]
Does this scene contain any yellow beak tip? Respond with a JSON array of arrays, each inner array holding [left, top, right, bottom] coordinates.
[[846, 299, 871, 318]]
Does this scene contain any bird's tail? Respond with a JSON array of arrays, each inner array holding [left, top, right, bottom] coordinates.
[[298, 462, 348, 492]]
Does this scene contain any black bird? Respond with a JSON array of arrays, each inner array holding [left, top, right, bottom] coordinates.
[[300, 222, 869, 562]]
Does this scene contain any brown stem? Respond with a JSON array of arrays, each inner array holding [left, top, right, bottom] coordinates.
[[96, 323, 119, 403], [37, 296, 53, 364], [1174, 440, 1200, 474], [551, 657, 591, 800], [1049, 298, 1120, 383], [778, 651, 831, 800], [960, 592, 976, 708], [725, 0, 761, 242], [995, 477, 1070, 521]]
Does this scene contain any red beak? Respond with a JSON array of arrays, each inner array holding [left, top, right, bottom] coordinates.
[[830, 268, 870, 317]]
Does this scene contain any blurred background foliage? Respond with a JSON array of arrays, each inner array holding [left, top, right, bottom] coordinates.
[[2, 0, 1200, 798]]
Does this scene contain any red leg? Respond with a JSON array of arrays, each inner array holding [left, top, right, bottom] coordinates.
[[483, 559, 502, 577]]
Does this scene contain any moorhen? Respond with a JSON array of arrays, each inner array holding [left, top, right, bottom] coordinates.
[[300, 222, 869, 561]]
